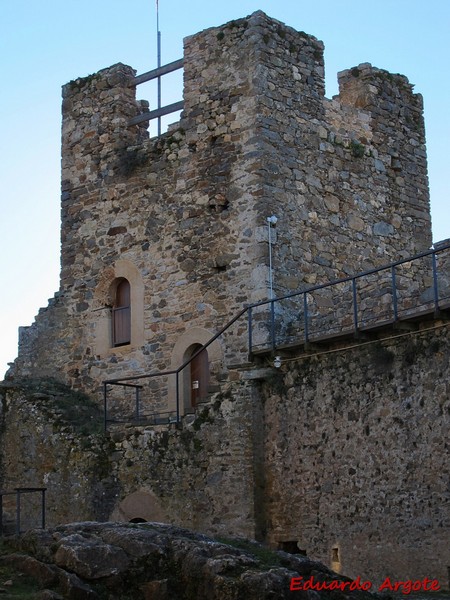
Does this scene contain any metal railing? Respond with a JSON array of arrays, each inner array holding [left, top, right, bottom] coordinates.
[[0, 487, 46, 536], [103, 306, 247, 430], [248, 242, 450, 352], [103, 242, 450, 429]]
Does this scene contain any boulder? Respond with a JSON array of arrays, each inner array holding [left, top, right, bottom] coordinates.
[[1, 522, 375, 600]]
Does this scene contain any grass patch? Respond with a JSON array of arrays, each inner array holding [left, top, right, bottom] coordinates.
[[9, 378, 104, 436], [350, 139, 365, 158], [215, 537, 282, 568]]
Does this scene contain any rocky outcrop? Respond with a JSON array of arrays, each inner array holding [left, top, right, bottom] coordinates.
[[2, 522, 374, 599]]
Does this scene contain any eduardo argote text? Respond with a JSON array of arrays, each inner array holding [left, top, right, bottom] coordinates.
[[290, 575, 441, 595]]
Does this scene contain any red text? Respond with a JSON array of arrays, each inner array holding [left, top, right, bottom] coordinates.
[[290, 576, 372, 592], [290, 576, 441, 595], [378, 576, 440, 595]]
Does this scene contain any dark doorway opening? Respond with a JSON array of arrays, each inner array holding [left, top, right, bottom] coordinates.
[[278, 541, 307, 556], [189, 345, 209, 408], [129, 517, 147, 523]]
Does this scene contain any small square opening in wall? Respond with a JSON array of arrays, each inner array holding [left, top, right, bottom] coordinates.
[[278, 541, 306, 555], [331, 546, 341, 573]]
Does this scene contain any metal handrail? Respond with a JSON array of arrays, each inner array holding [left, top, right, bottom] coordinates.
[[103, 242, 450, 429], [0, 487, 46, 536], [248, 242, 450, 310], [103, 306, 249, 430], [104, 305, 249, 387]]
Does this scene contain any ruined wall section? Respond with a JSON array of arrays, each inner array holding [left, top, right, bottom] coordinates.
[[9, 293, 69, 381], [0, 381, 116, 527], [260, 323, 450, 586], [248, 20, 431, 297], [0, 380, 261, 540], [336, 64, 431, 258]]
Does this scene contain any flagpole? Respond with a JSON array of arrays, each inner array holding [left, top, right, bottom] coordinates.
[[156, 0, 162, 136]]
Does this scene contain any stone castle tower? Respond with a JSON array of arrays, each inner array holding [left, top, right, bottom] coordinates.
[[9, 10, 431, 393], [2, 11, 448, 588]]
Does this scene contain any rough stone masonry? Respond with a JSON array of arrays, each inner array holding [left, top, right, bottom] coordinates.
[[1, 10, 448, 591]]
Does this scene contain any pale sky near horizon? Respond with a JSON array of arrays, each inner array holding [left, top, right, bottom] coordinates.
[[1, 0, 449, 378]]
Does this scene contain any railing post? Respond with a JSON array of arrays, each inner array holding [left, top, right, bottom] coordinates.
[[103, 383, 108, 433], [41, 489, 46, 529], [176, 372, 180, 424], [303, 292, 309, 344], [391, 265, 398, 321], [248, 307, 253, 356], [432, 251, 440, 313], [352, 278, 359, 334], [135, 386, 141, 420], [16, 490, 21, 536]]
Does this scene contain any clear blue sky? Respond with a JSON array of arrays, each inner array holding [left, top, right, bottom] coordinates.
[[1, 0, 449, 377]]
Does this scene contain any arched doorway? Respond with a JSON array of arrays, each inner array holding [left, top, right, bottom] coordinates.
[[169, 328, 222, 417], [189, 344, 209, 408], [109, 490, 167, 523]]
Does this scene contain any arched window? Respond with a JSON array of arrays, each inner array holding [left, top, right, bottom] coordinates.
[[112, 278, 131, 346], [93, 261, 145, 356]]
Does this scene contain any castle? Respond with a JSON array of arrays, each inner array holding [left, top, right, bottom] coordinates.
[[1, 11, 449, 588]]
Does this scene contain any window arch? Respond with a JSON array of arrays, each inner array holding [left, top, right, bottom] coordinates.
[[112, 278, 131, 346], [93, 260, 144, 356]]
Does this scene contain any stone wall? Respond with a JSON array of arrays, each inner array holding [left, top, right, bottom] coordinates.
[[259, 322, 450, 586], [0, 380, 116, 528], [2, 322, 449, 586], [0, 378, 261, 540]]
